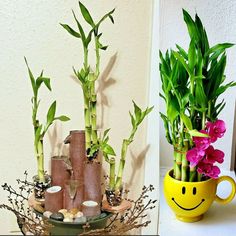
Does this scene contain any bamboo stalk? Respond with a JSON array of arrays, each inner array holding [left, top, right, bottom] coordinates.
[[115, 140, 128, 189], [181, 140, 189, 181], [36, 139, 45, 182], [109, 157, 116, 189], [189, 166, 197, 182]]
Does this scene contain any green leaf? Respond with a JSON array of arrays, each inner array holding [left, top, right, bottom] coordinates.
[[180, 113, 193, 130], [160, 112, 172, 144], [100, 45, 108, 50], [129, 111, 136, 128], [176, 44, 188, 60], [47, 101, 56, 126], [103, 128, 111, 140], [60, 23, 81, 38], [173, 51, 191, 75], [102, 143, 116, 156], [54, 115, 70, 122], [206, 43, 234, 56], [72, 10, 86, 44], [132, 101, 142, 121], [167, 95, 180, 124], [216, 81, 236, 97], [93, 8, 115, 36], [195, 82, 207, 108], [189, 129, 209, 137], [79, 1, 95, 26], [36, 77, 51, 91], [24, 57, 36, 96], [109, 15, 114, 24], [188, 38, 196, 71], [182, 9, 198, 41]]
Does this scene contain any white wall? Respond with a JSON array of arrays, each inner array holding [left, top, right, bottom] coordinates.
[[160, 0, 236, 170], [0, 1, 153, 234]]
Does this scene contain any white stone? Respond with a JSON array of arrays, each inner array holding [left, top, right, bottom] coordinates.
[[43, 211, 52, 218], [63, 217, 73, 223], [75, 211, 83, 218], [58, 209, 68, 215]]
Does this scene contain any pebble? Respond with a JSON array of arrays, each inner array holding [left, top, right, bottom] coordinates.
[[64, 212, 74, 219], [58, 209, 68, 215], [43, 211, 52, 218], [50, 212, 64, 221], [69, 208, 79, 215], [75, 211, 83, 218], [74, 216, 87, 223], [63, 217, 74, 223]]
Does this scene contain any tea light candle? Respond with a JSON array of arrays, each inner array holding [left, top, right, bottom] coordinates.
[[45, 186, 63, 213], [81, 200, 101, 217]]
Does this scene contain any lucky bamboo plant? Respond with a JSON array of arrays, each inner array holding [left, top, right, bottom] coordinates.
[[25, 58, 70, 183], [61, 1, 115, 161], [101, 102, 153, 191], [160, 9, 236, 182]]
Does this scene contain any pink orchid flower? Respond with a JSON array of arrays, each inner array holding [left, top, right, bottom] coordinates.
[[206, 120, 226, 143], [204, 145, 224, 164], [197, 162, 221, 179], [193, 130, 211, 150], [186, 147, 205, 167]]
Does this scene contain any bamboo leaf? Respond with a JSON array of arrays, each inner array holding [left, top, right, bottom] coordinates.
[[189, 129, 209, 137], [109, 15, 114, 24], [206, 43, 234, 56], [180, 113, 193, 130], [129, 112, 136, 128], [79, 1, 95, 26], [216, 81, 236, 96], [47, 101, 56, 126], [176, 44, 188, 60], [173, 51, 191, 75], [54, 115, 70, 122], [102, 143, 116, 156], [103, 128, 111, 141], [36, 77, 51, 91], [132, 101, 142, 121], [24, 57, 36, 96], [160, 112, 172, 144], [167, 96, 180, 124], [182, 9, 198, 41], [72, 10, 86, 44], [188, 38, 196, 71], [60, 23, 81, 38]]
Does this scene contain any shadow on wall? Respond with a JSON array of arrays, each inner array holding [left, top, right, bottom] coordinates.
[[97, 53, 117, 129], [126, 145, 150, 189]]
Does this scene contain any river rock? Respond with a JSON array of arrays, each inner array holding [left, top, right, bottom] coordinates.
[[63, 217, 73, 223], [74, 216, 87, 223], [43, 211, 52, 218], [58, 209, 68, 215], [50, 212, 64, 221], [75, 211, 83, 218]]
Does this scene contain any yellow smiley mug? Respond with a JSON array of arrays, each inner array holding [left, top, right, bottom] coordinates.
[[164, 169, 236, 222]]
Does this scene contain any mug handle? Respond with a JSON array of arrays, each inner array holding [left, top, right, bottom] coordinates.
[[215, 176, 236, 204]]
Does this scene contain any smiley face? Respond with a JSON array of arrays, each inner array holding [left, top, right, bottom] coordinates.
[[171, 186, 205, 211], [164, 170, 218, 222]]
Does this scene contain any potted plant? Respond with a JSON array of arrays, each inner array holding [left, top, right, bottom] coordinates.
[[61, 1, 115, 206], [159, 9, 236, 222], [101, 102, 153, 206], [25, 58, 70, 200]]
